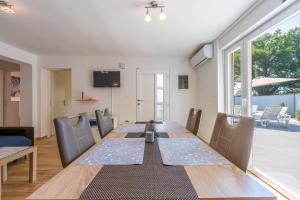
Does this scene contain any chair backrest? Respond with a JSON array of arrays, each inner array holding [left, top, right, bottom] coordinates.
[[95, 110, 113, 138], [279, 106, 288, 116], [54, 113, 95, 168], [186, 108, 194, 130], [186, 109, 202, 136], [261, 105, 282, 120], [209, 113, 254, 172]]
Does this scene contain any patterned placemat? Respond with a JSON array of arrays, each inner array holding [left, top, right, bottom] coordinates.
[[79, 133, 198, 200], [78, 138, 145, 165], [112, 123, 146, 133], [159, 138, 230, 166]]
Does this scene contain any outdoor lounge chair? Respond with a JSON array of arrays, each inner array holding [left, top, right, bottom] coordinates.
[[253, 105, 290, 127]]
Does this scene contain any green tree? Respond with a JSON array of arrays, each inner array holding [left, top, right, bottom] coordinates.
[[235, 27, 300, 96]]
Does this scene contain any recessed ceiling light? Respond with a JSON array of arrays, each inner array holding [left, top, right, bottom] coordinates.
[[145, 1, 166, 22], [0, 1, 15, 14]]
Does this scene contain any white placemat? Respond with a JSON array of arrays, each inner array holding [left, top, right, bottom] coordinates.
[[78, 138, 145, 165], [112, 123, 146, 133], [158, 138, 230, 166], [155, 122, 188, 133]]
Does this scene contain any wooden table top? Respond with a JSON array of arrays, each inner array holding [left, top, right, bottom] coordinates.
[[27, 129, 276, 200], [0, 147, 28, 159]]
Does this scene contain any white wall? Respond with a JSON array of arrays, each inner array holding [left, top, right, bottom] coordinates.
[[38, 56, 196, 137], [0, 70, 3, 126], [195, 41, 219, 142], [40, 69, 52, 136], [20, 64, 33, 126]]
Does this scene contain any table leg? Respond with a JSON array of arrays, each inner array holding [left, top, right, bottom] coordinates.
[[29, 147, 37, 183], [1, 165, 7, 183]]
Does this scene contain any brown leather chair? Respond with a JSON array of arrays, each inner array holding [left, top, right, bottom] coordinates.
[[186, 108, 202, 136], [209, 113, 254, 172], [95, 110, 113, 139], [186, 108, 194, 130], [54, 113, 95, 168]]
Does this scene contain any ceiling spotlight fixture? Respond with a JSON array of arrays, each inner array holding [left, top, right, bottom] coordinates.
[[0, 1, 15, 14], [145, 1, 166, 22], [145, 8, 151, 22], [159, 8, 166, 21]]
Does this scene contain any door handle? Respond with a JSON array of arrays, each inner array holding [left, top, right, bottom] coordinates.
[[137, 99, 144, 102]]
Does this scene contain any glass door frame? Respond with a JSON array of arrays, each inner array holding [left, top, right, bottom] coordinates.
[[222, 2, 300, 199], [154, 73, 170, 121], [224, 40, 247, 116]]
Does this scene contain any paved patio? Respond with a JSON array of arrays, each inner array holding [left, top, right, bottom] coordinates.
[[252, 119, 300, 198]]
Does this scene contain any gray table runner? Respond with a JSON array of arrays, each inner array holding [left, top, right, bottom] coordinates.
[[79, 133, 199, 200]]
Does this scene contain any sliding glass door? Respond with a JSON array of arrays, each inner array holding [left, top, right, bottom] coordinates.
[[249, 12, 300, 199], [224, 3, 300, 199]]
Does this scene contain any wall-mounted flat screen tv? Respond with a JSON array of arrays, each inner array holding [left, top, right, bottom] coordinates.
[[93, 71, 120, 87]]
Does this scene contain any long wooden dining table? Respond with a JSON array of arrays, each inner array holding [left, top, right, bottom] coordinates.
[[27, 123, 276, 200]]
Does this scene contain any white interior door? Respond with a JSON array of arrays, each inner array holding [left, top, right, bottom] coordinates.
[[137, 70, 170, 122], [137, 73, 155, 121], [51, 70, 72, 127]]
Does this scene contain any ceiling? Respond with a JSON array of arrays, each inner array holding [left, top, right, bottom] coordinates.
[[0, 0, 255, 57]]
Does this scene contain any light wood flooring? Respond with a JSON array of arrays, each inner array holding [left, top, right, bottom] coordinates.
[[2, 136, 62, 200]]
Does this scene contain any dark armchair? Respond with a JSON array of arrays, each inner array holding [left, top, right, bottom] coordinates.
[[0, 127, 34, 147]]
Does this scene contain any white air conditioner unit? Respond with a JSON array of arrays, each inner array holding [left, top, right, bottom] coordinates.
[[190, 44, 213, 68]]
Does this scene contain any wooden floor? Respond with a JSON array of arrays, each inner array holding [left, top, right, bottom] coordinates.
[[2, 136, 288, 200], [2, 136, 62, 200]]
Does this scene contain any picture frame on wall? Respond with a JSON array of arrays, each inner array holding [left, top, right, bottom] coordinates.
[[10, 71, 20, 101]]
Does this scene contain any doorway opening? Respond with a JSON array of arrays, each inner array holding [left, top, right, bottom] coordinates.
[[0, 59, 20, 127], [136, 70, 170, 122], [41, 68, 72, 136]]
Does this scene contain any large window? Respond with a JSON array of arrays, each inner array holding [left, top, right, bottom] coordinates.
[[224, 5, 300, 199], [250, 13, 300, 198]]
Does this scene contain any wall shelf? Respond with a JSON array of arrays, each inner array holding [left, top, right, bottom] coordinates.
[[76, 98, 98, 103]]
